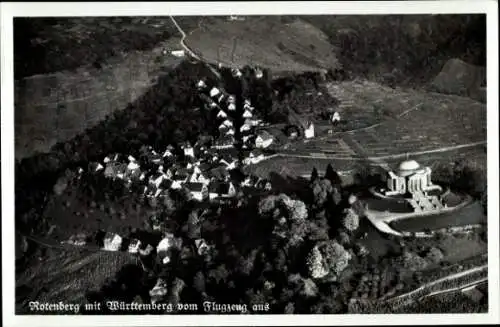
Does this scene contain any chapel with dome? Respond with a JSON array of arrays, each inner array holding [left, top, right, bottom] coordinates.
[[384, 159, 442, 197]]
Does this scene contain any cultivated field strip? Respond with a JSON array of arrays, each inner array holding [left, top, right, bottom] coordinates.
[[349, 264, 488, 313], [346, 98, 485, 157], [185, 17, 337, 73]]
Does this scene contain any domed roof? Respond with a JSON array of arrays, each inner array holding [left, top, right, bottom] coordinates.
[[398, 160, 420, 172]]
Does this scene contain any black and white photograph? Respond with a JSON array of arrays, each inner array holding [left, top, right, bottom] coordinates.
[[1, 1, 499, 326]]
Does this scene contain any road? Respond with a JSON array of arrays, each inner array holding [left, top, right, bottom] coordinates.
[[169, 16, 222, 79], [386, 263, 488, 309], [272, 141, 485, 162], [421, 278, 487, 300]]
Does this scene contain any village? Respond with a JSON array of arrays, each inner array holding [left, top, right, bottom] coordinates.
[[80, 66, 338, 206]]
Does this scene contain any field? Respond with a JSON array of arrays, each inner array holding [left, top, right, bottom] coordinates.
[[185, 16, 339, 73], [244, 156, 359, 180], [389, 201, 486, 233], [16, 248, 138, 313], [298, 81, 486, 157], [40, 181, 155, 242], [246, 145, 486, 183], [14, 17, 186, 160], [398, 290, 488, 313]]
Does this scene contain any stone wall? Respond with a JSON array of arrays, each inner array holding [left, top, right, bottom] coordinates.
[[15, 39, 182, 160]]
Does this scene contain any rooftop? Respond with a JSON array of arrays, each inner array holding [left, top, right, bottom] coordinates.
[[397, 159, 421, 174]]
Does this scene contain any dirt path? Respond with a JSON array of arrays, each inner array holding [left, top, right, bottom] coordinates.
[[169, 16, 221, 79]]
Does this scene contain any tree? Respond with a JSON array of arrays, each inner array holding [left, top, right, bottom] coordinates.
[[193, 271, 206, 294], [208, 264, 229, 285], [325, 164, 342, 187], [306, 220, 330, 241], [425, 247, 444, 263], [259, 194, 309, 246], [307, 240, 352, 281], [342, 207, 360, 232], [307, 246, 329, 279], [402, 251, 429, 271], [311, 178, 333, 208], [310, 167, 319, 183]]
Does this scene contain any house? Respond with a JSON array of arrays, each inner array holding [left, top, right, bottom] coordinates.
[[247, 118, 262, 127], [183, 143, 195, 158], [210, 87, 221, 98], [208, 181, 237, 199], [255, 130, 274, 148], [220, 157, 238, 170], [217, 109, 228, 118], [220, 182, 237, 198], [233, 69, 243, 78], [213, 135, 235, 149], [104, 162, 127, 180], [240, 122, 252, 132], [89, 162, 104, 173], [185, 182, 208, 201], [228, 15, 246, 21], [228, 103, 236, 111], [189, 166, 211, 185], [126, 160, 140, 172], [243, 109, 253, 118], [243, 150, 266, 165], [223, 119, 233, 128], [163, 145, 175, 158], [102, 233, 123, 252], [195, 238, 211, 256], [219, 123, 228, 132], [225, 128, 235, 136], [242, 135, 253, 143], [163, 168, 174, 179], [331, 112, 341, 124], [128, 239, 142, 253], [241, 175, 260, 187], [197, 79, 207, 89], [304, 122, 315, 139], [149, 172, 166, 188], [170, 50, 185, 57], [255, 68, 264, 79], [156, 235, 175, 265], [171, 172, 189, 189]]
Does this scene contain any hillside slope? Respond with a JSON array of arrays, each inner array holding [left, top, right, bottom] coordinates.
[[185, 16, 339, 73]]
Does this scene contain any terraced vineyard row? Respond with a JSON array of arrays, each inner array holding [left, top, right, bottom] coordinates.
[[348, 97, 485, 157], [349, 263, 488, 313]]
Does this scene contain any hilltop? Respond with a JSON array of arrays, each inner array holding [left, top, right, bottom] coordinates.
[[184, 16, 339, 73]]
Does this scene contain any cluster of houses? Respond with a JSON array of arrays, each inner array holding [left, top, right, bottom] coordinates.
[[196, 74, 272, 150], [83, 139, 273, 203]]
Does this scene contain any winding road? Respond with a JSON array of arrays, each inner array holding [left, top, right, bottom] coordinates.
[[169, 16, 222, 79]]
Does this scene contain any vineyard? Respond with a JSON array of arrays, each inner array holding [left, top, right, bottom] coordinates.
[[343, 93, 485, 157], [348, 257, 487, 313]]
